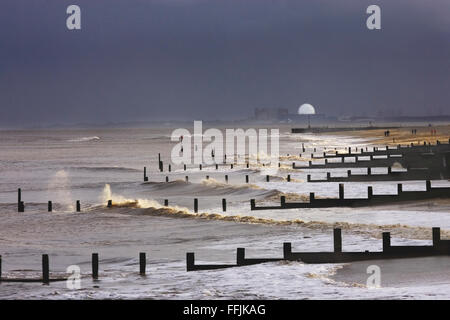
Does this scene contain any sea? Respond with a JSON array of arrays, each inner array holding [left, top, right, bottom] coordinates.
[[0, 125, 449, 299]]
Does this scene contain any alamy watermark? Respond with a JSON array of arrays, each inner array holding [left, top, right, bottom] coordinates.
[[171, 121, 279, 170]]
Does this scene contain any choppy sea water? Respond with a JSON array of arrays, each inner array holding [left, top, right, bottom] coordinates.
[[0, 126, 449, 299]]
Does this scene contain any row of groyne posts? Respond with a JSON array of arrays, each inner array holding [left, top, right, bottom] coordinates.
[[1, 228, 448, 281], [17, 188, 82, 213], [0, 252, 148, 284], [187, 227, 450, 271]]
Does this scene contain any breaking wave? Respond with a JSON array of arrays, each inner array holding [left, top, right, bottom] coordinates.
[[68, 136, 100, 142]]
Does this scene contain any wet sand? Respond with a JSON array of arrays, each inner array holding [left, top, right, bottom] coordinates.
[[331, 124, 450, 146]]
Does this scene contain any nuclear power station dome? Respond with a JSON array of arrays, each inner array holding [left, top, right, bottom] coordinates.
[[298, 103, 316, 115]]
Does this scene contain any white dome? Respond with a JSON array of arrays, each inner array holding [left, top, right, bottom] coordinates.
[[298, 103, 316, 115]]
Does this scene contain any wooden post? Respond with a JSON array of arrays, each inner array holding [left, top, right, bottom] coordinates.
[[19, 201, 24, 212], [184, 164, 187, 171], [266, 175, 269, 182], [165, 176, 169, 183], [246, 163, 249, 168], [347, 170, 351, 177], [222, 198, 226, 212], [0, 255, 2, 280], [245, 175, 249, 183], [139, 252, 146, 275], [339, 184, 344, 200], [237, 248, 245, 266], [307, 174, 311, 182], [215, 164, 218, 170], [334, 229, 342, 253], [107, 200, 112, 208], [225, 175, 228, 183], [164, 199, 168, 206], [144, 167, 148, 182], [283, 243, 291, 259], [426, 180, 431, 192], [194, 198, 198, 213], [326, 172, 331, 180], [92, 253, 99, 280], [18, 188, 21, 204], [382, 232, 391, 252], [287, 174, 291, 182], [42, 254, 49, 284], [308, 160, 312, 167], [168, 164, 171, 172], [206, 175, 209, 180], [76, 200, 81, 212], [186, 252, 195, 272], [397, 183, 403, 194], [388, 166, 392, 174], [367, 167, 371, 175], [230, 164, 233, 169], [310, 192, 315, 203], [48, 201, 52, 212], [433, 227, 440, 247], [368, 186, 373, 199], [325, 159, 328, 164], [250, 199, 255, 210], [199, 164, 202, 171], [185, 176, 189, 182], [280, 196, 285, 207]]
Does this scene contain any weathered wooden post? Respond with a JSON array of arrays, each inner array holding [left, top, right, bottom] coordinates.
[[308, 160, 312, 167], [367, 167, 372, 175], [287, 174, 291, 182], [280, 196, 286, 207], [307, 174, 311, 182], [185, 176, 189, 182], [433, 227, 441, 247], [246, 163, 249, 168], [426, 180, 431, 192], [18, 188, 21, 204], [42, 254, 49, 284], [225, 175, 228, 183], [206, 175, 209, 180], [194, 198, 198, 213], [76, 200, 81, 212], [221, 198, 227, 212], [347, 170, 351, 177], [48, 201, 52, 212], [199, 164, 202, 171], [370, 155, 373, 161], [107, 200, 112, 208], [139, 252, 146, 275], [144, 167, 148, 182], [19, 201, 24, 212], [397, 183, 403, 194], [334, 229, 342, 253], [237, 248, 245, 266], [186, 252, 195, 272], [245, 175, 249, 183], [326, 172, 331, 180], [165, 176, 169, 183], [92, 253, 99, 280], [325, 159, 328, 164], [231, 164, 233, 169], [266, 175, 269, 182], [164, 199, 168, 206], [250, 199, 255, 210], [368, 186, 373, 200], [339, 184, 344, 200], [215, 164, 218, 170], [309, 192, 315, 203], [283, 243, 291, 259], [388, 166, 392, 174], [382, 232, 391, 252], [184, 164, 187, 171]]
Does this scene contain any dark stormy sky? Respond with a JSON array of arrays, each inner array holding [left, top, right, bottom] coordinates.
[[1, 0, 449, 126]]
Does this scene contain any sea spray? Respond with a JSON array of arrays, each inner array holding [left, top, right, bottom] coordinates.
[[47, 170, 74, 211]]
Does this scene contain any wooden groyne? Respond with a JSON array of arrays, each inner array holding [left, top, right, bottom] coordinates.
[[251, 181, 450, 210], [187, 227, 450, 271], [0, 252, 148, 284]]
